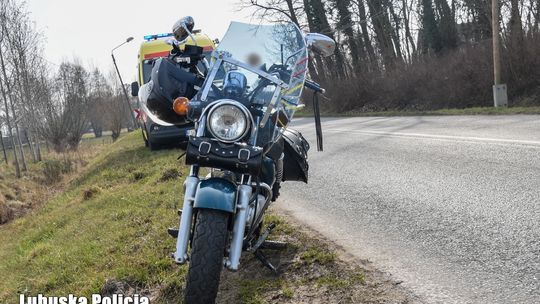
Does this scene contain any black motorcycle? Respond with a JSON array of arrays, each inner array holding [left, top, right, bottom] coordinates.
[[138, 20, 335, 304]]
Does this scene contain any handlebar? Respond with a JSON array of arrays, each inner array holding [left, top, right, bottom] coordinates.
[[304, 79, 325, 94]]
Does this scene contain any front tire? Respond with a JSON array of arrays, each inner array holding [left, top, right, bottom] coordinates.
[[184, 210, 229, 304]]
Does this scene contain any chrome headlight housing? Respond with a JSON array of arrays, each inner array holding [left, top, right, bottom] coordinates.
[[207, 101, 251, 143]]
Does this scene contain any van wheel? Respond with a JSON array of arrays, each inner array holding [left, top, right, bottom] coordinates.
[[149, 141, 160, 151]]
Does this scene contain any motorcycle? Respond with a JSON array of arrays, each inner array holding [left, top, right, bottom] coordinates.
[[138, 20, 335, 304]]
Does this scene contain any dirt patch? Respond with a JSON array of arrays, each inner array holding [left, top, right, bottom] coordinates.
[[0, 152, 95, 226], [0, 201, 14, 224], [132, 171, 146, 181], [101, 279, 160, 301], [159, 168, 182, 182], [82, 186, 100, 200], [0, 175, 46, 224]]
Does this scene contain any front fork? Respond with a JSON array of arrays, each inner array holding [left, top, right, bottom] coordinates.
[[225, 183, 251, 270], [173, 168, 252, 271], [173, 174, 199, 264]]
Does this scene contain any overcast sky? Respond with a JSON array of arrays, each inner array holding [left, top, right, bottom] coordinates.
[[25, 0, 255, 82]]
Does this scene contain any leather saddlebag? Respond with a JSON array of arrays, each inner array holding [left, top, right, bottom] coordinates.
[[282, 128, 309, 183], [185, 137, 264, 175]]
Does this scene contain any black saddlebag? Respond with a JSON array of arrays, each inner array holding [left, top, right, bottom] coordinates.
[[282, 129, 309, 183], [185, 137, 264, 175]]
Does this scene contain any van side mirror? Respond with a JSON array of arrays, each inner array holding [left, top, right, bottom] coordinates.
[[305, 33, 335, 57], [131, 81, 139, 97]]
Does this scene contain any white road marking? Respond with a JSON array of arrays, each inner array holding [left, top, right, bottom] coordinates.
[[324, 128, 540, 147]]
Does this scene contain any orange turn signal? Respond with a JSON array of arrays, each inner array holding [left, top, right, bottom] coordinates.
[[173, 97, 189, 115]]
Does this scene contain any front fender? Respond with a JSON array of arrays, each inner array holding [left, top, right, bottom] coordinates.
[[193, 178, 237, 213]]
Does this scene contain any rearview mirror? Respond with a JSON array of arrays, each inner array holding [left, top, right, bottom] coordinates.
[[131, 81, 139, 97], [305, 33, 335, 57]]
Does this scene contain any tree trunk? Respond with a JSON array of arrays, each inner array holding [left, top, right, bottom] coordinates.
[[13, 122, 27, 171], [387, 0, 403, 60], [305, 0, 347, 79], [508, 0, 524, 43], [285, 0, 301, 26], [366, 0, 397, 68], [0, 130, 7, 164], [356, 0, 377, 69], [507, 0, 525, 78], [91, 123, 103, 138], [334, 0, 363, 72], [7, 75, 28, 171], [534, 0, 540, 33], [402, 0, 417, 59], [0, 44, 21, 177], [420, 0, 442, 53], [35, 137, 42, 161], [25, 130, 37, 162], [434, 0, 459, 50]]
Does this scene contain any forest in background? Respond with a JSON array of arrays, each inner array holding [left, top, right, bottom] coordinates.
[[2, 0, 540, 177], [241, 0, 540, 112]]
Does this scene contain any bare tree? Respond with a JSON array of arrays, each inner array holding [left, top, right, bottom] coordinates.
[[106, 70, 128, 142], [238, 0, 305, 27], [87, 69, 111, 138], [108, 95, 126, 142], [0, 0, 21, 176], [0, 123, 8, 164]]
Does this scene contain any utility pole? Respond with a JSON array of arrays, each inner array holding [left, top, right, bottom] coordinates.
[[492, 0, 508, 107], [111, 37, 139, 130]]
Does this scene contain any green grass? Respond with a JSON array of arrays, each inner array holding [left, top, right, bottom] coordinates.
[[1, 131, 375, 304], [294, 106, 540, 117], [0, 132, 188, 303], [299, 246, 336, 265], [1, 134, 113, 165]]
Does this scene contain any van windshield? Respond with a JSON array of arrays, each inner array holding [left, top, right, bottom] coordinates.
[[142, 61, 153, 84]]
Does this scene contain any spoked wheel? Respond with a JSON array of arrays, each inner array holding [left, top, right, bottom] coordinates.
[[184, 209, 229, 304]]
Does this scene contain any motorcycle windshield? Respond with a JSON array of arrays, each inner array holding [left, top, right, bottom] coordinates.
[[195, 21, 308, 129]]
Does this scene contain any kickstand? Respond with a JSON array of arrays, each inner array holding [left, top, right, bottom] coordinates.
[[248, 223, 289, 274], [253, 249, 277, 274], [250, 223, 276, 252]]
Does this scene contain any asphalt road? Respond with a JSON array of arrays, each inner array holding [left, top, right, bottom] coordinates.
[[278, 115, 540, 304]]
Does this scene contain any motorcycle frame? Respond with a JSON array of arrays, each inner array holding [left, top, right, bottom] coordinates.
[[174, 51, 296, 271], [174, 113, 266, 271]]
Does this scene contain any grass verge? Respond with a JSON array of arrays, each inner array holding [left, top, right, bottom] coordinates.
[[0, 132, 187, 302], [0, 136, 112, 224]]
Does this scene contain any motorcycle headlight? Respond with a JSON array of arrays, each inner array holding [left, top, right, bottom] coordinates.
[[207, 102, 250, 142]]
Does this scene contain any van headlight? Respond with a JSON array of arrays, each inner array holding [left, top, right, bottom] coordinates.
[[207, 102, 250, 142]]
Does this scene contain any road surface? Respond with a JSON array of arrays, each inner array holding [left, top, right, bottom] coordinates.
[[279, 115, 540, 304]]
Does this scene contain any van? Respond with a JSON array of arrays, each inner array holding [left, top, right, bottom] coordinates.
[[136, 32, 215, 150]]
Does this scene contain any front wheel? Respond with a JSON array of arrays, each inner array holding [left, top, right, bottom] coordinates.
[[184, 210, 229, 304]]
